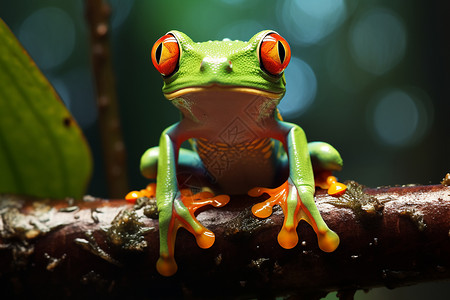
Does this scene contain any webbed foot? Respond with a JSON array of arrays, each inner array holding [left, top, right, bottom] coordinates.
[[249, 179, 339, 252], [157, 190, 230, 276]]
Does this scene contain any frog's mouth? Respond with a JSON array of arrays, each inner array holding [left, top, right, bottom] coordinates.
[[164, 85, 283, 100]]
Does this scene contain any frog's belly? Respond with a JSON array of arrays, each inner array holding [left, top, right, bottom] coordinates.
[[196, 138, 278, 194]]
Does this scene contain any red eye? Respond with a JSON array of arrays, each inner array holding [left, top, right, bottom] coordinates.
[[151, 34, 180, 77], [259, 33, 291, 76]]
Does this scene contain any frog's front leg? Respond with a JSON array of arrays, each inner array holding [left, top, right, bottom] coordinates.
[[155, 125, 229, 276], [249, 123, 339, 252]]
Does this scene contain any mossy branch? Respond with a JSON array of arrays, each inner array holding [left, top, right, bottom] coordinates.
[[1, 182, 449, 299]]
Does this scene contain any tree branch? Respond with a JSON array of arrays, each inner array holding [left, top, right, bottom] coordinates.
[[85, 0, 129, 198], [1, 182, 449, 299]]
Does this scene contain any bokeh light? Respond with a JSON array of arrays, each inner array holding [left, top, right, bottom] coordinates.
[[369, 88, 433, 147], [278, 57, 317, 118], [349, 7, 407, 75], [277, 0, 347, 46], [18, 7, 75, 70]]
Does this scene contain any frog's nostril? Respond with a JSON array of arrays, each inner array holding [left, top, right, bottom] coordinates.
[[200, 60, 206, 72], [226, 60, 233, 72]]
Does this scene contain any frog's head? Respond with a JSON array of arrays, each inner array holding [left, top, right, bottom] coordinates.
[[151, 30, 291, 102]]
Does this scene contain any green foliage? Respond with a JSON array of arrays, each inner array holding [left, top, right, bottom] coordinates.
[[0, 19, 92, 199]]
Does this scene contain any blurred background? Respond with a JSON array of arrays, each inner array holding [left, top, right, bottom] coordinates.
[[0, 0, 449, 298]]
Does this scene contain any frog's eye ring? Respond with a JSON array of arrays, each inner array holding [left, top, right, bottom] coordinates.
[[259, 33, 291, 76], [151, 34, 180, 77]]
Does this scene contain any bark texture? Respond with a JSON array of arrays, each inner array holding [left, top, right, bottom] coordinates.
[[0, 182, 449, 299]]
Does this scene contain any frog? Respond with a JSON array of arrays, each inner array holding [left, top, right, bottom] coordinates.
[[126, 30, 347, 276]]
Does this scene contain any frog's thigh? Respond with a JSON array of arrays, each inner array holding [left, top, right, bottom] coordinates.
[[140, 147, 159, 179], [308, 141, 346, 195], [140, 147, 205, 180], [178, 148, 203, 170], [276, 141, 344, 175], [141, 146, 211, 192], [308, 141, 343, 172]]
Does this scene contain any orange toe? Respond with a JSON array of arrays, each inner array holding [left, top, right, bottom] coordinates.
[[125, 191, 142, 203], [156, 255, 178, 277], [328, 182, 347, 196], [326, 176, 347, 196]]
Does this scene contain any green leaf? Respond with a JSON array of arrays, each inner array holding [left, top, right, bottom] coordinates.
[[0, 19, 92, 199]]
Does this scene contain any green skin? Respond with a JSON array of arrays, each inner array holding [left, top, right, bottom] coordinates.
[[142, 30, 343, 276]]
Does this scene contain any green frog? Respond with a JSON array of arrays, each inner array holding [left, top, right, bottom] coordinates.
[[127, 30, 346, 276]]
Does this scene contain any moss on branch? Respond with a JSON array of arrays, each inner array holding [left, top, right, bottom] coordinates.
[[1, 182, 449, 299]]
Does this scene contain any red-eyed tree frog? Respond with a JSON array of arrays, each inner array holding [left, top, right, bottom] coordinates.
[[126, 30, 347, 276]]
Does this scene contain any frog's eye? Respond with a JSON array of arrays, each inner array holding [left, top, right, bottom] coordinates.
[[259, 33, 291, 76], [151, 34, 180, 77]]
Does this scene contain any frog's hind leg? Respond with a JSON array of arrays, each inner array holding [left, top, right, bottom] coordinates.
[[308, 141, 347, 196]]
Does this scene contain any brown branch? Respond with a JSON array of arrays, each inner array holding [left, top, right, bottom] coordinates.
[[85, 0, 129, 198], [0, 182, 449, 299]]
